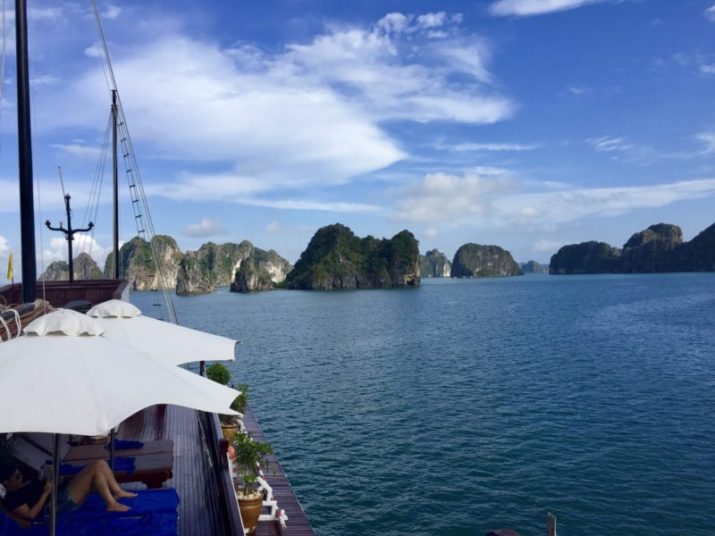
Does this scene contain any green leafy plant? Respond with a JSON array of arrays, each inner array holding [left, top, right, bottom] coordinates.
[[232, 432, 273, 496], [207, 363, 231, 385], [231, 384, 249, 414]]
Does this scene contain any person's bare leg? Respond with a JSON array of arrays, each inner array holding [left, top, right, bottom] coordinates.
[[97, 460, 136, 498], [68, 461, 129, 512]]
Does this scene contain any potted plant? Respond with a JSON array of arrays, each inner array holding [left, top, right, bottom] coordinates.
[[231, 432, 273, 534], [207, 364, 248, 439]]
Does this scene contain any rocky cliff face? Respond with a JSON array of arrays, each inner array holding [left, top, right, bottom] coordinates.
[[420, 249, 451, 277], [284, 224, 420, 290], [451, 244, 522, 278], [231, 249, 292, 292], [549, 241, 622, 274], [104, 235, 182, 290], [177, 241, 253, 295], [676, 222, 715, 271], [41, 252, 104, 281], [621, 223, 683, 273], [550, 222, 714, 274], [520, 260, 549, 274]]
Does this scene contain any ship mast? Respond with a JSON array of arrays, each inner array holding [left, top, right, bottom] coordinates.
[[15, 0, 36, 302]]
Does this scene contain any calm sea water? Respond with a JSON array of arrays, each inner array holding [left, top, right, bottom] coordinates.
[[132, 274, 715, 536]]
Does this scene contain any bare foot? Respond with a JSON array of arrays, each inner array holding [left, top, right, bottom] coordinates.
[[107, 502, 131, 512], [114, 490, 138, 499]]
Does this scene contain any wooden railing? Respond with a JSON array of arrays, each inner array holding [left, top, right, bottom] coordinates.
[[202, 410, 245, 534], [0, 279, 128, 308]]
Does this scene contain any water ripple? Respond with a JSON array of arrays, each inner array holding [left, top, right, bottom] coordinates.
[[132, 273, 715, 536]]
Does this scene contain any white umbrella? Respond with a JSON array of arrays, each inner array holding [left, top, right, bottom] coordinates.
[[0, 310, 238, 436], [86, 299, 236, 366]]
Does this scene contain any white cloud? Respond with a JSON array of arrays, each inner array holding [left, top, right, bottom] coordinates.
[[567, 85, 592, 96], [102, 5, 121, 20], [184, 218, 226, 238], [37, 13, 513, 203], [40, 233, 110, 270], [706, 4, 715, 22], [447, 142, 539, 152], [696, 132, 715, 154], [29, 7, 63, 20], [531, 239, 562, 253], [701, 63, 715, 74], [425, 227, 438, 238], [50, 144, 102, 158], [0, 235, 9, 255], [587, 136, 634, 152], [395, 172, 715, 226], [240, 198, 381, 214], [490, 0, 605, 16], [0, 178, 113, 213], [265, 221, 281, 234], [396, 172, 513, 223]]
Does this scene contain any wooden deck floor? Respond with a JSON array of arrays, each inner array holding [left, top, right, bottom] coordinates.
[[243, 408, 316, 536], [118, 405, 314, 536], [118, 405, 228, 535]]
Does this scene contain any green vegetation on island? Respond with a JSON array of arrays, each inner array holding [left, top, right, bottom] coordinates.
[[420, 249, 451, 278], [284, 223, 420, 290], [550, 222, 715, 274], [451, 243, 522, 278]]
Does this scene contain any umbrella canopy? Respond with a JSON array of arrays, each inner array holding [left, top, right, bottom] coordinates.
[[0, 311, 238, 436], [87, 300, 236, 366]]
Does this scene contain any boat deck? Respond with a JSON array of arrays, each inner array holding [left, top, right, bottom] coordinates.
[[243, 408, 316, 536], [119, 405, 228, 535], [119, 405, 315, 536]]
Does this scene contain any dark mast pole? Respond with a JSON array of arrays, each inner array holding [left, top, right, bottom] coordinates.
[[112, 90, 119, 279], [15, 0, 36, 303]]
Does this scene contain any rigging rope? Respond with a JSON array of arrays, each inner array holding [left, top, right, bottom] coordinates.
[[91, 0, 178, 324]]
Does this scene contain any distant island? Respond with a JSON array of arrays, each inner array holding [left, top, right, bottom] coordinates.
[[420, 249, 451, 278], [550, 222, 715, 274], [284, 224, 420, 290], [451, 243, 522, 278], [43, 236, 292, 294], [42, 220, 712, 293]]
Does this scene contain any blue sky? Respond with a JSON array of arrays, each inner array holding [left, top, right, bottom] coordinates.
[[1, 0, 714, 276]]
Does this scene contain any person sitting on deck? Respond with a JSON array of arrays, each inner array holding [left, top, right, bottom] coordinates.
[[0, 459, 136, 520]]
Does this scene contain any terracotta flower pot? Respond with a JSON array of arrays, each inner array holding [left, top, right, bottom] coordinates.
[[237, 490, 263, 534], [221, 421, 238, 441]]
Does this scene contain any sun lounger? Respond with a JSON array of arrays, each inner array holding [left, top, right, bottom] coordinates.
[[0, 488, 180, 535], [12, 437, 173, 489], [23, 433, 173, 462]]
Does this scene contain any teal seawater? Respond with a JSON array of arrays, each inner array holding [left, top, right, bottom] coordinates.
[[132, 274, 715, 536]]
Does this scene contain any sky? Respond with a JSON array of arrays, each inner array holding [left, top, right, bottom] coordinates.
[[0, 0, 714, 278]]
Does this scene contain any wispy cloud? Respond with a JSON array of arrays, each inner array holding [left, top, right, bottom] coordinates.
[[50, 144, 102, 158], [696, 132, 715, 154], [184, 218, 226, 238], [706, 4, 715, 22], [587, 136, 634, 152], [36, 12, 515, 210], [239, 199, 381, 214], [701, 63, 715, 75], [490, 0, 606, 17], [443, 142, 539, 152], [0, 235, 8, 255], [395, 172, 715, 226]]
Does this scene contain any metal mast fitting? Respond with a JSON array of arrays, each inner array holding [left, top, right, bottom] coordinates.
[[45, 194, 94, 283]]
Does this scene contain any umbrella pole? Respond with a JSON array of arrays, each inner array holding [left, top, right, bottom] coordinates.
[[51, 433, 60, 536]]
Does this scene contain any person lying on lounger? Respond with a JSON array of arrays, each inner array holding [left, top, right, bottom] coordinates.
[[0, 459, 136, 519]]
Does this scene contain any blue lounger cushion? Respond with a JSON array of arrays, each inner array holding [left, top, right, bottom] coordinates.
[[0, 488, 179, 536]]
